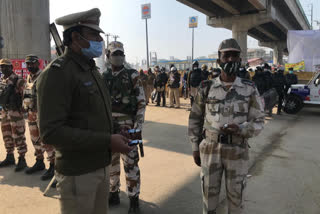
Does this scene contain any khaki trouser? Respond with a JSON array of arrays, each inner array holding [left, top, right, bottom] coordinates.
[[190, 86, 198, 97], [200, 131, 248, 214], [169, 87, 180, 108], [146, 85, 153, 103], [55, 166, 110, 214]]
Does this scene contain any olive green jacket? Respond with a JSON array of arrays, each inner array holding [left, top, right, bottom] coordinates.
[[37, 48, 113, 176]]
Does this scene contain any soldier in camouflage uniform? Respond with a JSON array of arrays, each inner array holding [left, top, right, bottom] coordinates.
[[188, 39, 265, 214], [23, 55, 55, 180], [103, 41, 146, 214], [0, 58, 28, 172]]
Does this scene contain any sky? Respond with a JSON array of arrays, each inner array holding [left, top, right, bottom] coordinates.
[[50, 0, 320, 64]]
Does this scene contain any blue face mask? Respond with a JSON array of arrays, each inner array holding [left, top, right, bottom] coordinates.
[[79, 36, 103, 59], [289, 70, 293, 74]]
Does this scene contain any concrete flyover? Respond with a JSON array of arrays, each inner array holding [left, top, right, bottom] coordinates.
[[177, 0, 311, 65]]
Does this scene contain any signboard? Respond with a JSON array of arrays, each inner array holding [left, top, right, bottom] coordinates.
[[285, 61, 305, 71], [10, 59, 48, 79], [189, 16, 198, 28], [141, 3, 151, 19]]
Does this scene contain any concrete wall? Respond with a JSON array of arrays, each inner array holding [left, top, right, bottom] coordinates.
[[0, 0, 50, 60]]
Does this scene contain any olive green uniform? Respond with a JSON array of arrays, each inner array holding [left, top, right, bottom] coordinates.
[[37, 48, 113, 214]]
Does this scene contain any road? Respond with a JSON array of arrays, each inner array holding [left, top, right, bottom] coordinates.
[[0, 100, 319, 214]]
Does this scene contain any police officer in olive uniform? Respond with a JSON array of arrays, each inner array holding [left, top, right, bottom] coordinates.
[[189, 39, 265, 214], [37, 8, 132, 214], [103, 41, 146, 214], [23, 55, 55, 180], [0, 58, 28, 172]]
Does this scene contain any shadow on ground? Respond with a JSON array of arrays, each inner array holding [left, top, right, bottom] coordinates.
[[143, 120, 190, 155]]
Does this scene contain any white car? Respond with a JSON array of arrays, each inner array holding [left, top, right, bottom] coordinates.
[[284, 71, 320, 114]]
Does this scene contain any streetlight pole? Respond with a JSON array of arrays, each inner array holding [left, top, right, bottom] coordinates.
[[105, 33, 111, 47], [145, 19, 149, 68], [192, 27, 194, 66]]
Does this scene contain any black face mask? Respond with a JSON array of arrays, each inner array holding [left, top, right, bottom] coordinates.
[[27, 67, 39, 74], [220, 62, 241, 76]]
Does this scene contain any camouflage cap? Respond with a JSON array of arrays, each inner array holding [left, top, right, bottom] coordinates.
[[107, 41, 124, 53], [218, 38, 241, 52], [0, 58, 12, 66], [25, 54, 39, 63], [55, 8, 104, 33]]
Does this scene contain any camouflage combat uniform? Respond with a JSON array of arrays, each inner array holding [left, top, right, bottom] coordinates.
[[103, 67, 146, 198], [1, 73, 27, 157], [23, 70, 55, 163], [189, 77, 264, 214]]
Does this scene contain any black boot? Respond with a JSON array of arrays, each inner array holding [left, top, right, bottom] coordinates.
[[41, 163, 54, 180], [0, 154, 15, 167], [109, 190, 120, 206], [25, 158, 45, 174], [15, 157, 27, 172], [128, 196, 140, 214]]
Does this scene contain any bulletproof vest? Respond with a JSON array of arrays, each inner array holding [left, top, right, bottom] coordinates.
[[190, 69, 202, 87], [104, 68, 138, 115], [0, 76, 21, 110], [23, 74, 39, 111]]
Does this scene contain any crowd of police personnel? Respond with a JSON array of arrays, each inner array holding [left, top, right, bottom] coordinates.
[[139, 61, 298, 115]]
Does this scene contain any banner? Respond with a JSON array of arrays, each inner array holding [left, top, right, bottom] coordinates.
[[10, 59, 48, 79], [287, 30, 320, 72], [285, 61, 305, 72]]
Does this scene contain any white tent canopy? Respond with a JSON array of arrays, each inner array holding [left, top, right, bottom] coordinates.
[[287, 30, 320, 72]]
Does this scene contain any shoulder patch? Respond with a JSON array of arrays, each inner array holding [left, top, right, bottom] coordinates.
[[49, 56, 67, 69], [241, 79, 255, 86]]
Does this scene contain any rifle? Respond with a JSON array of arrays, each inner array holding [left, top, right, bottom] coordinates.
[[49, 23, 65, 56]]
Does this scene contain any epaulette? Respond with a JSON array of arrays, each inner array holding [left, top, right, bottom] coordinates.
[[200, 80, 212, 89], [241, 79, 255, 87], [50, 56, 67, 69]]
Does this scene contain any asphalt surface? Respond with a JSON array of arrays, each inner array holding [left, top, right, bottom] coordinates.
[[0, 99, 319, 214]]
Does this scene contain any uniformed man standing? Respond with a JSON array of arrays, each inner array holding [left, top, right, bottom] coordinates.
[[23, 55, 55, 180], [139, 69, 148, 104], [0, 58, 28, 172], [146, 67, 156, 104], [188, 61, 203, 106], [188, 39, 265, 214], [103, 41, 146, 214], [37, 8, 132, 214]]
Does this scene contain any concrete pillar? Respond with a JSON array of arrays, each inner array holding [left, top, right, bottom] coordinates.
[[0, 0, 50, 60], [232, 24, 248, 63], [273, 45, 284, 65]]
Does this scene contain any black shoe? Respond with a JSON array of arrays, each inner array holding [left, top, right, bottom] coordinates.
[[109, 191, 120, 206], [15, 157, 27, 172], [128, 196, 140, 214], [0, 154, 15, 167], [41, 163, 54, 180], [25, 159, 45, 174]]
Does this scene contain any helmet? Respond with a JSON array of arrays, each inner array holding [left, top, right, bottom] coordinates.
[[192, 61, 199, 66], [170, 67, 177, 72], [201, 64, 208, 70]]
